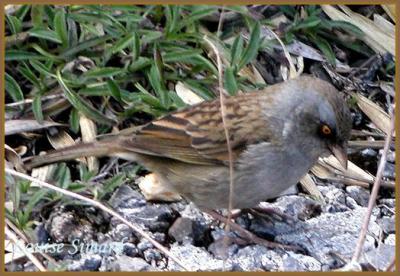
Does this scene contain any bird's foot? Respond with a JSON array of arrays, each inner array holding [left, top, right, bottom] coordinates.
[[245, 204, 296, 224], [204, 209, 301, 252]]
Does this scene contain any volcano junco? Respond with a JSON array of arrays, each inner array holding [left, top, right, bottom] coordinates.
[[25, 75, 352, 209]]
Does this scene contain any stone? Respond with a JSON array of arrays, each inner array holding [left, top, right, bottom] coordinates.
[[384, 234, 395, 246], [229, 245, 274, 271], [67, 254, 102, 271], [377, 216, 395, 234], [110, 256, 154, 271], [382, 163, 395, 179], [346, 186, 370, 207], [123, 243, 139, 257], [345, 196, 358, 209], [168, 217, 195, 243], [111, 224, 133, 241], [365, 244, 395, 271], [45, 208, 94, 244], [269, 195, 322, 220], [167, 243, 228, 271], [137, 239, 154, 252], [109, 185, 176, 232], [280, 252, 321, 271], [143, 249, 162, 263], [275, 207, 380, 268]]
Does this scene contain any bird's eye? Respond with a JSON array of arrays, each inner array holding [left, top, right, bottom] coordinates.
[[320, 124, 332, 137]]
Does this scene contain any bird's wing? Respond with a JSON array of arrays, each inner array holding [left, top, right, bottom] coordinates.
[[120, 93, 274, 165]]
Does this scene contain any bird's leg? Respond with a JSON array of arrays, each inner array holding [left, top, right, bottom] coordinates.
[[246, 204, 296, 224], [203, 208, 301, 251]]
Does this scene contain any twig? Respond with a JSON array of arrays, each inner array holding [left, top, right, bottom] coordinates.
[[5, 226, 47, 271], [5, 94, 64, 108], [386, 257, 395, 271], [203, 35, 235, 267], [5, 168, 189, 271], [216, 6, 225, 38], [6, 218, 58, 267], [351, 112, 395, 263]]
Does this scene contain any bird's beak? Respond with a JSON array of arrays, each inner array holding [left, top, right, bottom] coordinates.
[[329, 144, 348, 170]]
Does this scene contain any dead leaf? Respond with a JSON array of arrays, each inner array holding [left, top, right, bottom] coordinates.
[[5, 120, 65, 136], [381, 4, 396, 22], [175, 82, 204, 105], [47, 130, 87, 165], [138, 173, 182, 202], [300, 173, 325, 203], [321, 5, 395, 55], [79, 113, 99, 173], [355, 93, 393, 137]]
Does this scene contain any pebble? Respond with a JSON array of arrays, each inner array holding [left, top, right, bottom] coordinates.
[[109, 256, 154, 271], [168, 217, 194, 243], [345, 186, 370, 207]]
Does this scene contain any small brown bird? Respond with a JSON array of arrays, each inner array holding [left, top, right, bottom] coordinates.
[[25, 76, 352, 210]]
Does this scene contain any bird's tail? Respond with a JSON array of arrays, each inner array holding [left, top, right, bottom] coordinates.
[[23, 140, 120, 170]]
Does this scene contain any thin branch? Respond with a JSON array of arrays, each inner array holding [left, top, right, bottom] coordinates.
[[351, 112, 395, 263], [5, 226, 47, 271], [203, 35, 235, 266], [5, 94, 64, 108], [216, 6, 225, 38], [386, 257, 395, 272], [6, 218, 58, 267], [5, 168, 189, 271]]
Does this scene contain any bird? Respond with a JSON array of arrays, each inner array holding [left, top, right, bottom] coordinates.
[[24, 75, 352, 210]]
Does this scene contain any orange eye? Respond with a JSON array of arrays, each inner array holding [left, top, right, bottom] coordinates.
[[321, 125, 332, 136]]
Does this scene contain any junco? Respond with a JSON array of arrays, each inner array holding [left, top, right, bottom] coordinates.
[[25, 75, 352, 210]]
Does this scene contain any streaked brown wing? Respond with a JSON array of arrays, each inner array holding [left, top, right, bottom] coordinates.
[[121, 93, 272, 164]]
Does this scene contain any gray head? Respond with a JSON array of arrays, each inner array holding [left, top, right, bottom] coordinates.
[[284, 76, 352, 168]]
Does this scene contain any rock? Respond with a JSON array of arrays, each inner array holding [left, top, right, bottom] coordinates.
[[168, 217, 194, 243], [323, 187, 349, 212], [386, 150, 395, 163], [360, 148, 377, 158], [67, 254, 102, 271], [378, 198, 395, 209], [275, 207, 380, 268], [208, 238, 239, 259], [377, 216, 395, 234], [249, 196, 320, 239], [110, 256, 154, 271], [378, 198, 395, 217], [385, 234, 395, 246], [260, 250, 283, 271], [179, 203, 212, 246], [123, 243, 139, 257], [365, 244, 395, 271], [110, 224, 133, 241], [382, 163, 395, 179], [137, 239, 154, 252], [346, 186, 370, 207], [345, 196, 358, 209], [143, 249, 162, 263], [229, 245, 274, 271], [167, 243, 228, 271], [45, 207, 94, 244], [280, 252, 321, 271], [109, 185, 146, 209], [153, 232, 166, 243], [269, 195, 322, 220], [109, 185, 176, 232]]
